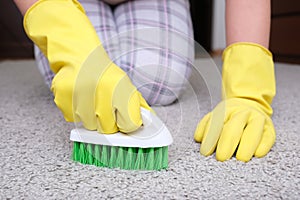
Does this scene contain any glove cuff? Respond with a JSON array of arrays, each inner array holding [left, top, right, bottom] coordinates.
[[222, 42, 276, 116], [222, 42, 272, 60]]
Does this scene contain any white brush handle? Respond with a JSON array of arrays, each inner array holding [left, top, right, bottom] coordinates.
[[70, 108, 173, 148]]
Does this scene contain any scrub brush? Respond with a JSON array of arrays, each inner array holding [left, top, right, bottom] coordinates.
[[70, 108, 173, 170]]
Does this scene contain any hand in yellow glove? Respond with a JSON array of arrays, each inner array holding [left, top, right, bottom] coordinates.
[[194, 43, 276, 162], [24, 0, 151, 133]]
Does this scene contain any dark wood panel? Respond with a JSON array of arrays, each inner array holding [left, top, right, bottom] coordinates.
[[270, 0, 300, 64], [272, 0, 300, 16], [189, 0, 213, 53], [270, 17, 300, 55], [0, 0, 34, 59]]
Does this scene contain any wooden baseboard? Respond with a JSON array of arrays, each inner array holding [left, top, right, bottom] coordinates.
[[210, 49, 224, 57]]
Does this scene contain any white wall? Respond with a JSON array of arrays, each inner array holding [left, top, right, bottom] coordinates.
[[212, 0, 226, 51]]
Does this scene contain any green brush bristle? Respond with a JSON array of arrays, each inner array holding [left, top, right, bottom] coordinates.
[[73, 142, 80, 162], [79, 143, 87, 164], [162, 146, 169, 168], [145, 148, 155, 170], [93, 144, 101, 166], [72, 142, 169, 170], [134, 148, 145, 170], [125, 147, 134, 170], [101, 145, 109, 166], [115, 147, 125, 167], [87, 144, 94, 164], [108, 146, 117, 168], [154, 147, 163, 170]]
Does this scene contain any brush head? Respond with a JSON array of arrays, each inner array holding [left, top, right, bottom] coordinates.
[[70, 108, 173, 170]]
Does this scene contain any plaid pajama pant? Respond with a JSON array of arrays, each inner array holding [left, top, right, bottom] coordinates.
[[34, 0, 194, 105]]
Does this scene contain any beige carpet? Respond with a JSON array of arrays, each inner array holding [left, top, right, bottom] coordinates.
[[0, 58, 299, 199]]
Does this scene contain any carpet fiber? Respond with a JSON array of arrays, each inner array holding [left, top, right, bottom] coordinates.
[[0, 58, 299, 199]]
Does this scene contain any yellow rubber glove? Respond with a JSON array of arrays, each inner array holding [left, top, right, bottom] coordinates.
[[24, 0, 151, 133], [194, 42, 276, 162]]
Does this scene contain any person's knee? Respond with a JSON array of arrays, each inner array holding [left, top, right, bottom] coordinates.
[[130, 63, 192, 106], [143, 86, 179, 106]]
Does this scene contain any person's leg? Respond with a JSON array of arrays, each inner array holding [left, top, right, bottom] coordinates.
[[34, 0, 120, 88], [114, 0, 194, 106]]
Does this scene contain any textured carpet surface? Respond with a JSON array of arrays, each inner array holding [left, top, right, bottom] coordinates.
[[0, 59, 299, 199]]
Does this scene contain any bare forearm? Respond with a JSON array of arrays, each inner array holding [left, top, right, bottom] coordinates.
[[13, 0, 38, 16], [225, 0, 271, 48]]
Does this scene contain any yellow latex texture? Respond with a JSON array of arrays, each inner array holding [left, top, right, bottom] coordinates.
[[24, 0, 151, 133], [194, 42, 276, 162]]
